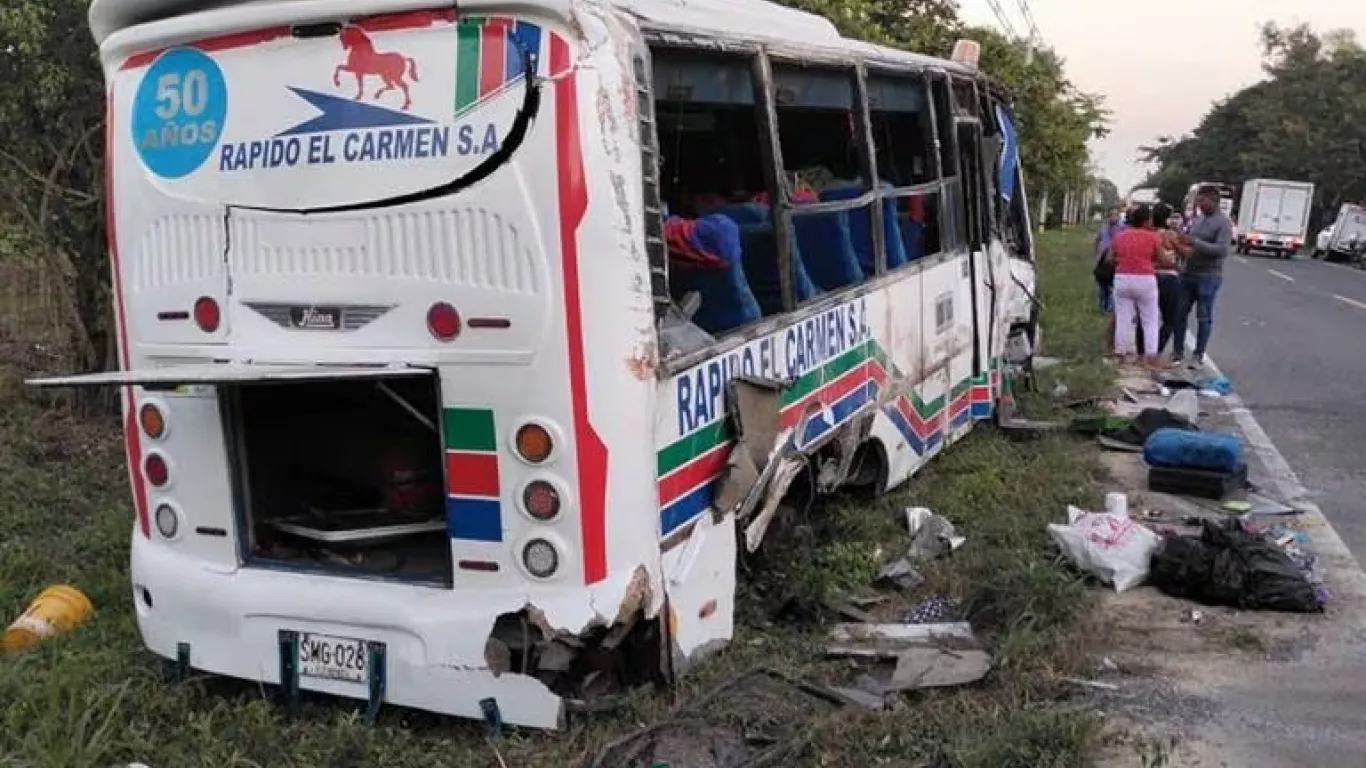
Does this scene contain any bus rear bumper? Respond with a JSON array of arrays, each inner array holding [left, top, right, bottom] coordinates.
[[127, 534, 649, 729]]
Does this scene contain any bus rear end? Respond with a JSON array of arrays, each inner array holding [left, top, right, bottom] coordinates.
[[34, 0, 663, 728]]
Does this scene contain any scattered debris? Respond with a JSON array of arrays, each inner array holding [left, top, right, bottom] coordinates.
[[905, 507, 966, 559], [875, 558, 926, 591], [1051, 381, 1070, 399], [1148, 518, 1324, 613], [2, 584, 93, 653], [902, 596, 960, 624], [826, 622, 991, 693], [885, 644, 992, 691], [1047, 505, 1159, 593]]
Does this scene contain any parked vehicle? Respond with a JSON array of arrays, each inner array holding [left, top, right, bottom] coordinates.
[[1235, 178, 1314, 259], [1313, 223, 1334, 258], [1127, 187, 1159, 207], [31, 0, 1038, 730], [1322, 204, 1366, 263]]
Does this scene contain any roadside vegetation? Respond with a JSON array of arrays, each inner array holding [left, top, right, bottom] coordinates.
[[0, 229, 1122, 768]]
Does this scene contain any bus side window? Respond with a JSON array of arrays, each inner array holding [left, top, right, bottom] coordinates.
[[770, 62, 869, 298], [867, 72, 941, 266], [930, 77, 966, 252], [649, 48, 767, 337]]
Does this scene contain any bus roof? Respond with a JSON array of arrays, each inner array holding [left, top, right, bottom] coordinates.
[[90, 0, 976, 77]]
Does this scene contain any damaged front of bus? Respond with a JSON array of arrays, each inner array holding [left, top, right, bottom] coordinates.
[[31, 0, 669, 729]]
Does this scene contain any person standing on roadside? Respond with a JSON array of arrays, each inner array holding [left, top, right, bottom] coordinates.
[[1171, 186, 1232, 365], [1154, 203, 1184, 354], [1110, 205, 1165, 370], [1094, 207, 1122, 311], [1094, 207, 1125, 353]]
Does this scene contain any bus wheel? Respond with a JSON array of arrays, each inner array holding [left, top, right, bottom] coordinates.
[[842, 439, 890, 499]]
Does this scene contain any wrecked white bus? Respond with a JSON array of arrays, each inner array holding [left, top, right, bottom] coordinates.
[[32, 0, 1038, 729]]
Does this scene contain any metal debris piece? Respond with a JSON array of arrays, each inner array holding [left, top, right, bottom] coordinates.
[[875, 558, 925, 591], [905, 507, 965, 559], [887, 645, 992, 691]]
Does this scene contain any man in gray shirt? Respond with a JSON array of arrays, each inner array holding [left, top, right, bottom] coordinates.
[[1171, 186, 1232, 365]]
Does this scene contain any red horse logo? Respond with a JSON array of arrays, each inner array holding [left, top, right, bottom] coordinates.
[[332, 26, 420, 110]]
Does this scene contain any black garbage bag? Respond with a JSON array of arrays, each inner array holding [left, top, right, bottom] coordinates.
[[1148, 518, 1321, 613]]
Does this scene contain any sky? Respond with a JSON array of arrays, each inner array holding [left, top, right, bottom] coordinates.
[[956, 0, 1366, 194]]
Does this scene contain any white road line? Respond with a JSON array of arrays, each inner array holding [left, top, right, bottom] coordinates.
[[1234, 255, 1250, 265], [1333, 293, 1366, 311], [1267, 269, 1295, 283]]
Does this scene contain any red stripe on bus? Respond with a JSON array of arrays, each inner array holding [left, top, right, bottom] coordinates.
[[479, 18, 509, 98], [121, 28, 291, 70], [552, 35, 608, 585], [778, 359, 875, 429], [119, 9, 459, 71], [104, 100, 150, 537], [445, 451, 501, 497], [657, 442, 730, 506]]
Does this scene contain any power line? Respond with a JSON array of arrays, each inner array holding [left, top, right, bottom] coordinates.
[[981, 0, 1020, 42], [1013, 0, 1042, 45]]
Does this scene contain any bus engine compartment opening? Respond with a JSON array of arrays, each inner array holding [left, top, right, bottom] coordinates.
[[224, 374, 452, 586]]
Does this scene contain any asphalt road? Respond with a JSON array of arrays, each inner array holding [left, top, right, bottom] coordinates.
[[1203, 251, 1366, 560]]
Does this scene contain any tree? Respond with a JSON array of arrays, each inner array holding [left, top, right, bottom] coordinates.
[[1093, 177, 1120, 210], [1140, 23, 1366, 224], [0, 0, 109, 376], [970, 27, 1108, 198]]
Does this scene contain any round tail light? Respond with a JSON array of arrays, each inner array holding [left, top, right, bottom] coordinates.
[[138, 402, 167, 440], [426, 302, 461, 341], [515, 423, 554, 464], [144, 453, 170, 487], [154, 503, 180, 539], [193, 296, 221, 333], [522, 480, 561, 521], [522, 538, 560, 578]]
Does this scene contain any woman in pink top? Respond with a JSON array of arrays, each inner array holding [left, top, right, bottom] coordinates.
[[1109, 206, 1164, 368]]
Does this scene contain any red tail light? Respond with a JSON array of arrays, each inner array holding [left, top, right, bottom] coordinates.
[[193, 296, 221, 333], [426, 302, 461, 341], [144, 453, 170, 487]]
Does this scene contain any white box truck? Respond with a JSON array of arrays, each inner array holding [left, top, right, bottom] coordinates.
[[1236, 178, 1315, 259]]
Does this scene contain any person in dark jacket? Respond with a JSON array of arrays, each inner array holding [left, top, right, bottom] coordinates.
[[1171, 187, 1232, 365]]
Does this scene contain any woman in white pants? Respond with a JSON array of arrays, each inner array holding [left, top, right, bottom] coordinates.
[[1109, 206, 1165, 370]]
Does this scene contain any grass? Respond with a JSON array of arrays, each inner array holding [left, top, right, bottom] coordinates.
[[0, 228, 1115, 767]]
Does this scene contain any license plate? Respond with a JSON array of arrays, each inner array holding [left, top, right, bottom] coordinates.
[[297, 632, 369, 683]]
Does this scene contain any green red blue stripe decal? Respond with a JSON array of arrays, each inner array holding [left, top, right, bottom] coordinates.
[[455, 17, 543, 116], [444, 407, 503, 542], [656, 342, 1002, 535]]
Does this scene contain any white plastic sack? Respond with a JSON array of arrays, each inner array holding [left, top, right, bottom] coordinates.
[[1047, 505, 1159, 593]]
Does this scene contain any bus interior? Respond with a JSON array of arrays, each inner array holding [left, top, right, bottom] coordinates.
[[650, 48, 952, 347], [223, 374, 453, 586]]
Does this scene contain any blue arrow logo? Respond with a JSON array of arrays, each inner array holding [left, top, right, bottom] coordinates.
[[275, 87, 434, 137]]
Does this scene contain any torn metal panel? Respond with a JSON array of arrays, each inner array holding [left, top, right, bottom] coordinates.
[[661, 509, 737, 674]]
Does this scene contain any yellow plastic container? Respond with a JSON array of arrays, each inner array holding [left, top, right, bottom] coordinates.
[[2, 585, 94, 653]]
